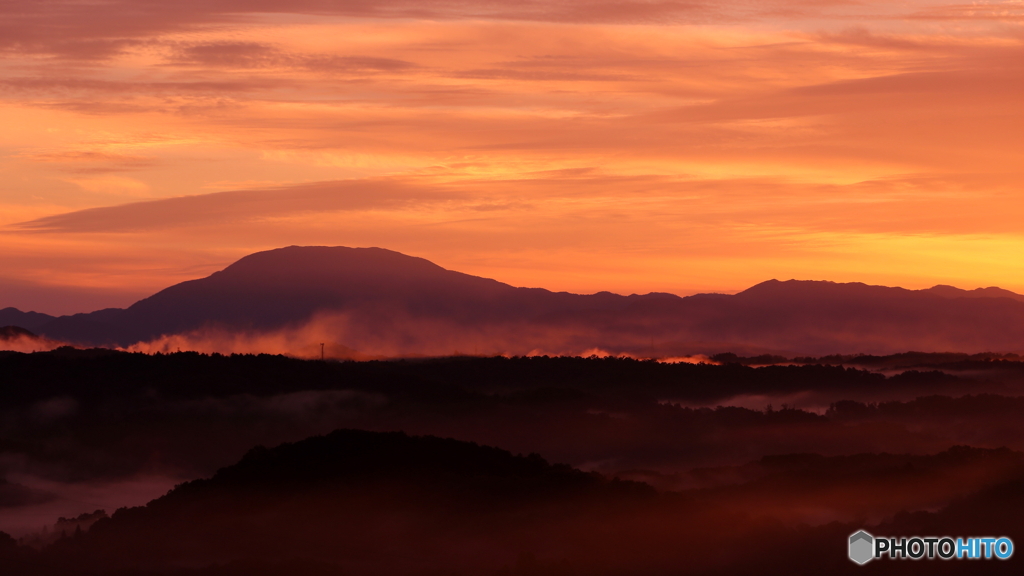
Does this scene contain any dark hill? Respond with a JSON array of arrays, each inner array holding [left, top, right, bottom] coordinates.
[[0, 309, 54, 333], [1, 326, 38, 340], [25, 430, 654, 576], [0, 325, 63, 352], [10, 431, 1024, 576], [158, 428, 625, 498], [10, 246, 1024, 354]]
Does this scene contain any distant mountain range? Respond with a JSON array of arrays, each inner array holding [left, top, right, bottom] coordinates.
[[4, 245, 1024, 355]]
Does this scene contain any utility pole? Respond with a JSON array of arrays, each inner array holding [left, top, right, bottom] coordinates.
[[320, 343, 325, 361]]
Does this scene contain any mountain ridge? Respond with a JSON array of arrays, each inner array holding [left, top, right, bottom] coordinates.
[[4, 246, 1024, 355]]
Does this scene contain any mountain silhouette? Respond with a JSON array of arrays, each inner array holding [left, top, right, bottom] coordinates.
[[0, 310, 56, 333], [0, 325, 64, 353], [922, 284, 1024, 302], [8, 430, 1024, 575], [0, 326, 39, 340], [15, 429, 654, 575], [5, 246, 1024, 354]]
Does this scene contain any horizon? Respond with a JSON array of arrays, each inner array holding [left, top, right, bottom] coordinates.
[[2, 1, 1024, 314], [6, 244, 1024, 359], [3, 244, 1022, 317]]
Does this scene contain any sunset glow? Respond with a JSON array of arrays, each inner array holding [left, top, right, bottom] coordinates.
[[2, 1, 1023, 313]]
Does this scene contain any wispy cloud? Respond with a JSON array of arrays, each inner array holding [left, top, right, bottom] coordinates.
[[10, 178, 465, 233]]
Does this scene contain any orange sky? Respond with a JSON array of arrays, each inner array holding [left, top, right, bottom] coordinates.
[[1, 1, 1023, 314]]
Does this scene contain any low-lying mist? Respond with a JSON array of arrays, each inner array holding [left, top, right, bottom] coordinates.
[[119, 311, 685, 359], [3, 351, 1024, 548], [0, 328, 63, 354]]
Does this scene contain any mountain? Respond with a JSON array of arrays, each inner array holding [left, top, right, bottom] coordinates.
[[0, 326, 39, 340], [5, 246, 681, 350], [923, 284, 1024, 302], [14, 430, 654, 576], [0, 309, 55, 333], [5, 246, 1024, 355], [9, 430, 1024, 575], [0, 325, 64, 353]]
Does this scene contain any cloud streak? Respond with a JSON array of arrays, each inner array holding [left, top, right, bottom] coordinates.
[[9, 178, 464, 233]]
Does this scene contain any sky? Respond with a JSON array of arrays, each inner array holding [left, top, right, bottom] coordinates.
[[1, 0, 1022, 315]]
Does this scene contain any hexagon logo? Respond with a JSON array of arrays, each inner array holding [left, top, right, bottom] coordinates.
[[849, 530, 874, 565]]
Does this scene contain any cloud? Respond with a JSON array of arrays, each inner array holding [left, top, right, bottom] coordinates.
[[2, 1, 1023, 312], [168, 41, 418, 73], [0, 333, 65, 353], [170, 41, 283, 68], [909, 1, 1024, 22], [8, 178, 465, 233], [20, 151, 159, 174], [0, 76, 282, 96], [4, 1, 948, 62]]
